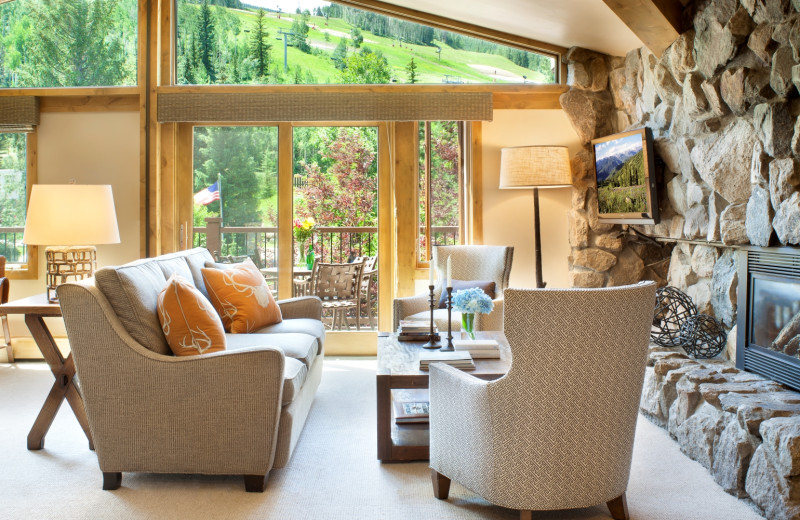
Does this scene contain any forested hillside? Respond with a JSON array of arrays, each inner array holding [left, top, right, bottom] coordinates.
[[177, 0, 555, 85], [597, 150, 648, 214]]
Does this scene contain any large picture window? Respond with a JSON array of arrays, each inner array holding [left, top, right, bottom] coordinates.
[[0, 0, 138, 88], [176, 0, 555, 85]]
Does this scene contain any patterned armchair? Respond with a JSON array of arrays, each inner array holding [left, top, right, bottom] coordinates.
[[429, 282, 657, 520], [392, 245, 513, 332]]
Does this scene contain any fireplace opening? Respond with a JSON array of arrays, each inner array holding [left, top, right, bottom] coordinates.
[[737, 247, 800, 390]]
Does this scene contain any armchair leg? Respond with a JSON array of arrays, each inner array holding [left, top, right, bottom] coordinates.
[[102, 472, 122, 490], [244, 473, 268, 492], [607, 493, 629, 520], [520, 511, 533, 520], [431, 469, 451, 500]]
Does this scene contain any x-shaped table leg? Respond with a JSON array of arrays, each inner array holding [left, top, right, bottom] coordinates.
[[25, 314, 94, 451]]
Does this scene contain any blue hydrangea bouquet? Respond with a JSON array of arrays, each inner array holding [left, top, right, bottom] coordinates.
[[452, 287, 494, 340]]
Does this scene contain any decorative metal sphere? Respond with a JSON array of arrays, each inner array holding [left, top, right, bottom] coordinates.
[[679, 314, 727, 359], [651, 286, 698, 347]]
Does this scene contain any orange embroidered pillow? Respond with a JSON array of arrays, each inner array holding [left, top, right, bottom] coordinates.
[[157, 275, 226, 356], [201, 258, 282, 333]]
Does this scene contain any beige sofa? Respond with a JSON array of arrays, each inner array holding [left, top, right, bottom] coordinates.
[[57, 248, 324, 492]]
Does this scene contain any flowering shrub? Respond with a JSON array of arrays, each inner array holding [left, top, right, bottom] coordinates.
[[293, 217, 315, 243], [452, 287, 494, 314]]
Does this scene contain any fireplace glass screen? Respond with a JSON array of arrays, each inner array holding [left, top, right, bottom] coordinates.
[[752, 277, 800, 358]]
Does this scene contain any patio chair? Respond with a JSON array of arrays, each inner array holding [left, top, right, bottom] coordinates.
[[429, 282, 657, 519], [310, 260, 365, 330], [352, 255, 378, 330], [0, 256, 12, 362]]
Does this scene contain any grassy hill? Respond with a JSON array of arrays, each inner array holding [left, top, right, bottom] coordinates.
[[597, 151, 648, 214], [179, 3, 554, 85]]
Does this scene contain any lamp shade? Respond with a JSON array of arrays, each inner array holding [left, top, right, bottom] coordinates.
[[498, 146, 572, 189], [23, 184, 120, 246]]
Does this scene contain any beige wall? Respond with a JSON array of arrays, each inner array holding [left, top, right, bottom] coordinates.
[[481, 109, 582, 289], [4, 111, 140, 357]]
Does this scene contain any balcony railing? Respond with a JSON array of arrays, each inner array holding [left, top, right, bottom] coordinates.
[[193, 217, 459, 267], [0, 227, 27, 264]]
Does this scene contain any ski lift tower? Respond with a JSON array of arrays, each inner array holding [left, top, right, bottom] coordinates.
[[276, 29, 296, 72]]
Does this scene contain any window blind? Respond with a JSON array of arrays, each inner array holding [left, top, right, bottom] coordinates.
[[0, 97, 39, 133], [157, 91, 492, 122]]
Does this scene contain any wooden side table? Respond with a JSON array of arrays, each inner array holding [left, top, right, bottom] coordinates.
[[0, 294, 94, 450], [376, 331, 510, 462]]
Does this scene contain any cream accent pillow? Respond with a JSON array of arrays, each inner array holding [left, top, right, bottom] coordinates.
[[201, 258, 283, 333], [157, 274, 226, 356]]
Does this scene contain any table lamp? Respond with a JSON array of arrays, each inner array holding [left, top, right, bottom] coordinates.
[[499, 146, 571, 289], [23, 184, 120, 302]]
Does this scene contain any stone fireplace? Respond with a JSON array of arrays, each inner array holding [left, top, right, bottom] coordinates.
[[737, 247, 800, 390]]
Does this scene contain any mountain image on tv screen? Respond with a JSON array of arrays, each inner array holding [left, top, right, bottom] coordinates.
[[594, 134, 647, 214]]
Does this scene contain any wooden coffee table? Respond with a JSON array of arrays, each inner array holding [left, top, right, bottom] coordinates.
[[376, 331, 510, 462]]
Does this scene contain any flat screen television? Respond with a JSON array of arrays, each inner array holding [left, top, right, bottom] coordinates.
[[591, 128, 659, 225]]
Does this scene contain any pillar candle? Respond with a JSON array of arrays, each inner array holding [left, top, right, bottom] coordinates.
[[446, 257, 452, 288], [429, 259, 434, 286]]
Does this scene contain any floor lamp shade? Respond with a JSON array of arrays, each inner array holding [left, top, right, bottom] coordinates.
[[498, 146, 572, 289], [498, 146, 572, 189], [23, 184, 120, 301]]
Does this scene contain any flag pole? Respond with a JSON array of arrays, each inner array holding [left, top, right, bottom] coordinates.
[[217, 172, 223, 224]]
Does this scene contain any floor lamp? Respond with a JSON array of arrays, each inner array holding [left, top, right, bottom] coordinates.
[[23, 184, 120, 302], [499, 146, 572, 289]]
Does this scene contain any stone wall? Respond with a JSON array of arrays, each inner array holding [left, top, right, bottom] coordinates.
[[561, 0, 800, 359], [642, 344, 800, 519]]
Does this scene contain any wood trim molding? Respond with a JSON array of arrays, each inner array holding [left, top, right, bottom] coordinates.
[[277, 122, 293, 300], [158, 84, 567, 94], [601, 0, 683, 57], [6, 132, 38, 281], [333, 0, 567, 58], [39, 95, 139, 112], [0, 87, 140, 97]]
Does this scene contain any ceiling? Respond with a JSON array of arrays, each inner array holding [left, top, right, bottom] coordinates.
[[378, 0, 645, 57]]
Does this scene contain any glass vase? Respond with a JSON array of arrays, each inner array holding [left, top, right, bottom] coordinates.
[[305, 243, 315, 270], [298, 240, 306, 267], [461, 312, 475, 340]]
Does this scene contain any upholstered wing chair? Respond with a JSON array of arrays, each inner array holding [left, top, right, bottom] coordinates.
[[429, 282, 657, 520], [392, 245, 513, 332]]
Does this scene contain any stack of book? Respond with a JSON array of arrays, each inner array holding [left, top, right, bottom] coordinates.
[[453, 338, 501, 359], [397, 320, 439, 341], [419, 351, 475, 371]]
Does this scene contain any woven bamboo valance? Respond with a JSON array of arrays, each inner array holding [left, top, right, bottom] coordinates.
[[157, 91, 492, 122], [0, 97, 39, 133]]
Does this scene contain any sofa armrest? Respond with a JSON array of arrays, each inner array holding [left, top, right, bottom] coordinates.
[[277, 296, 322, 320], [476, 297, 503, 332], [392, 293, 430, 330]]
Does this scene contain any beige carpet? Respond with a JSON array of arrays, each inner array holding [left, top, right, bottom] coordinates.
[[0, 359, 764, 520]]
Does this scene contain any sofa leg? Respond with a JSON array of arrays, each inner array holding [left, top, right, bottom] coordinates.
[[244, 473, 268, 492], [431, 469, 451, 500], [102, 472, 122, 490], [519, 511, 533, 520], [607, 492, 629, 520]]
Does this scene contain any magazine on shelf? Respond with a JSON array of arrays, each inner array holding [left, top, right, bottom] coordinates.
[[397, 320, 439, 341], [392, 389, 430, 424]]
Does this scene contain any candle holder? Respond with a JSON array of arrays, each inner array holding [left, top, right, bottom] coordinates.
[[422, 284, 439, 349], [441, 286, 455, 352]]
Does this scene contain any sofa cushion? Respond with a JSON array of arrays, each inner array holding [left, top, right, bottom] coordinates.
[[158, 275, 226, 356], [282, 357, 307, 406], [253, 318, 325, 354], [156, 256, 195, 284], [201, 259, 282, 333], [226, 331, 317, 368], [183, 248, 215, 299], [95, 261, 171, 355]]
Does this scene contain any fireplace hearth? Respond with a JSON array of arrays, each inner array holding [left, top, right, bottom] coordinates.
[[737, 247, 800, 390]]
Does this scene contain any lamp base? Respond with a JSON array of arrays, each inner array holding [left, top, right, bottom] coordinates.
[[45, 246, 97, 302]]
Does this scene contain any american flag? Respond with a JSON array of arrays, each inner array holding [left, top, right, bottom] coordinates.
[[194, 182, 220, 205]]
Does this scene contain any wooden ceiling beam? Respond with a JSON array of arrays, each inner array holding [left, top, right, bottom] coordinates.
[[601, 0, 683, 57]]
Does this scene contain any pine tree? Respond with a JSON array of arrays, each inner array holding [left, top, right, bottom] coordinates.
[[249, 9, 271, 79], [350, 27, 363, 49], [290, 12, 311, 53], [405, 57, 418, 84], [197, 0, 216, 82], [331, 37, 347, 70]]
